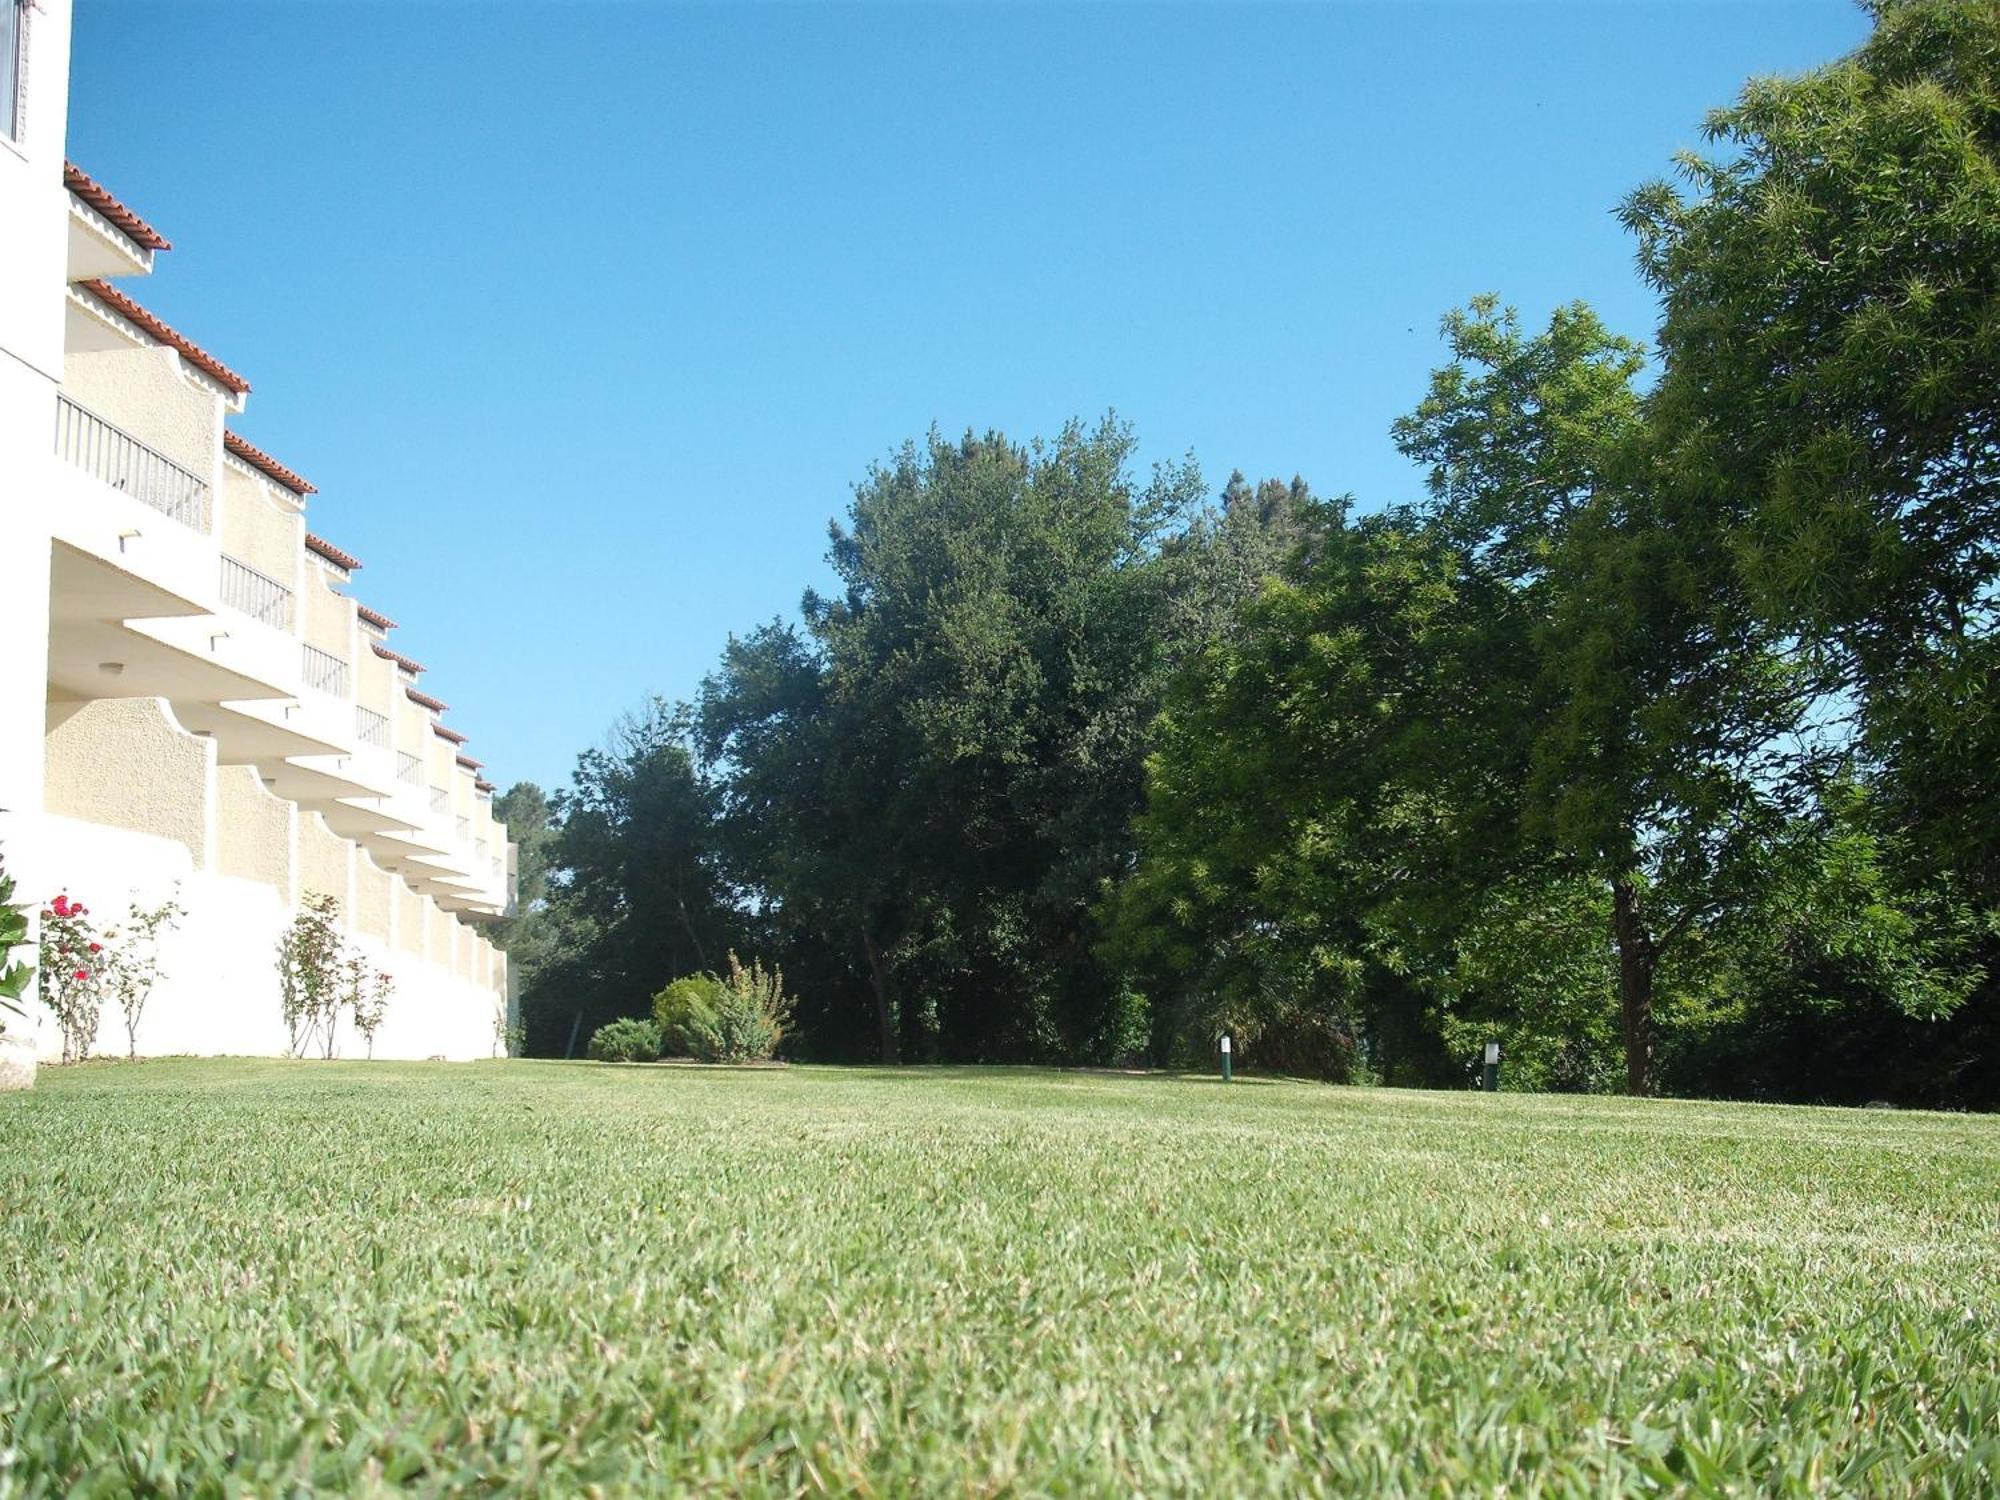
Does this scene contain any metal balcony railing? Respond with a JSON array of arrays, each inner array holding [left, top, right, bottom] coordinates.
[[475, 836, 488, 861], [219, 555, 293, 631], [54, 394, 212, 532], [397, 751, 422, 785], [301, 643, 349, 698], [430, 786, 450, 816], [456, 815, 471, 842], [356, 706, 389, 748]]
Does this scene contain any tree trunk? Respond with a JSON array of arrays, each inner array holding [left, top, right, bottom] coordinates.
[[1610, 875, 1656, 1097], [859, 926, 901, 1064]]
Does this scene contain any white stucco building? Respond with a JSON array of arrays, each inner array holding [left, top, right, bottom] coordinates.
[[1, 0, 513, 1083]]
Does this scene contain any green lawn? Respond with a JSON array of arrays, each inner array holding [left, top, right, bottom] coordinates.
[[1, 1062, 1995, 1496]]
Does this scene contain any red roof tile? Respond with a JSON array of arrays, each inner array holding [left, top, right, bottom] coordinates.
[[372, 643, 426, 674], [223, 431, 316, 495], [78, 280, 250, 394], [64, 162, 172, 251], [355, 603, 397, 631], [455, 752, 484, 770], [305, 533, 362, 572], [434, 723, 469, 746], [407, 687, 449, 713], [474, 779, 496, 794]]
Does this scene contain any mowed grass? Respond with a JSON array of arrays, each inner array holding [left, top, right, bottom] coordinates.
[[1, 1062, 1996, 1496]]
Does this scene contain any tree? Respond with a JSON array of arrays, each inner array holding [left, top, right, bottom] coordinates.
[[514, 702, 740, 1054], [702, 419, 1276, 1064], [1108, 506, 1519, 1084], [1623, 0, 2000, 898], [1622, 0, 1999, 1098]]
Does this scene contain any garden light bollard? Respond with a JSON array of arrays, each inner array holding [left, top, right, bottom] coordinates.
[[1219, 1031, 1232, 1083], [1482, 1040, 1500, 1093]]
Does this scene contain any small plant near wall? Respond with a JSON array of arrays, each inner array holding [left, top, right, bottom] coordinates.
[[0, 847, 34, 1040], [102, 887, 183, 1061], [277, 894, 345, 1059], [39, 893, 105, 1063], [491, 998, 524, 1059], [346, 955, 392, 1059]]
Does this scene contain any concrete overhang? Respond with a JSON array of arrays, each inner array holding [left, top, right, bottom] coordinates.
[[172, 699, 350, 761], [260, 756, 391, 805], [318, 799, 420, 842], [67, 197, 153, 282]]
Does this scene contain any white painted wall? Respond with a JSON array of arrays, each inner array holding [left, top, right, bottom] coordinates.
[[0, 0, 73, 1087], [20, 815, 503, 1063]]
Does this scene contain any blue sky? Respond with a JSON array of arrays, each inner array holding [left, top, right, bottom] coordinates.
[[68, 1, 1871, 795]]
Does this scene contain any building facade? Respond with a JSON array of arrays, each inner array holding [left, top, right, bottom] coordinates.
[[1, 0, 513, 1083]]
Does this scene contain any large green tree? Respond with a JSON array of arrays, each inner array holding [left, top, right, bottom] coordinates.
[[701, 420, 1292, 1064], [1624, 0, 2000, 896], [1122, 301, 1815, 1094]]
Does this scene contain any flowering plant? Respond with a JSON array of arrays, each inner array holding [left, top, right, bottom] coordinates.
[[40, 892, 105, 1062]]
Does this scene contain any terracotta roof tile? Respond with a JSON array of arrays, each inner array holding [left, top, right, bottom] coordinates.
[[78, 279, 250, 394], [356, 603, 396, 631], [305, 533, 362, 572], [433, 723, 469, 746], [407, 687, 449, 713], [474, 779, 496, 794], [64, 162, 171, 251], [372, 643, 426, 674], [223, 431, 316, 495], [455, 752, 484, 769]]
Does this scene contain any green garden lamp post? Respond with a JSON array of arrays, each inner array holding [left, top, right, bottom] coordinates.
[[1219, 1031, 1232, 1083], [1481, 1040, 1500, 1093]]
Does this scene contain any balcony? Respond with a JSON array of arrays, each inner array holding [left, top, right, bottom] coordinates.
[[54, 394, 211, 533], [219, 555, 293, 631], [396, 751, 423, 786], [430, 786, 450, 817], [356, 706, 390, 748], [301, 643, 349, 698]]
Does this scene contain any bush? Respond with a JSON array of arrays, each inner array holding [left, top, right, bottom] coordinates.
[[587, 1017, 661, 1062], [652, 952, 793, 1063]]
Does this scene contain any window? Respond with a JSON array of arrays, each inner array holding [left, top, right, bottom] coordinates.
[[2, 0, 24, 144]]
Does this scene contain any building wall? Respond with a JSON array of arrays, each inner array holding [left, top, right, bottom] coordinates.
[[218, 466, 302, 588], [44, 696, 213, 867], [61, 344, 217, 482], [297, 810, 351, 912], [215, 763, 293, 893], [301, 568, 351, 661], [354, 851, 393, 942], [395, 880, 425, 956], [1, 0, 510, 1075]]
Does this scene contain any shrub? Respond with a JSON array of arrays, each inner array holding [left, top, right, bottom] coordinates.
[[587, 1016, 661, 1062], [102, 888, 183, 1061], [39, 893, 105, 1063], [345, 955, 393, 1060], [653, 952, 793, 1063], [276, 894, 345, 1058]]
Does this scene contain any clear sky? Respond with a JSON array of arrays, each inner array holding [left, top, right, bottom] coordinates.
[[67, 1, 1872, 795]]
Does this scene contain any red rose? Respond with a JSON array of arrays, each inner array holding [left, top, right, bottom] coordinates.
[[88, 942, 102, 953], [72, 968, 88, 981], [51, 895, 69, 917]]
